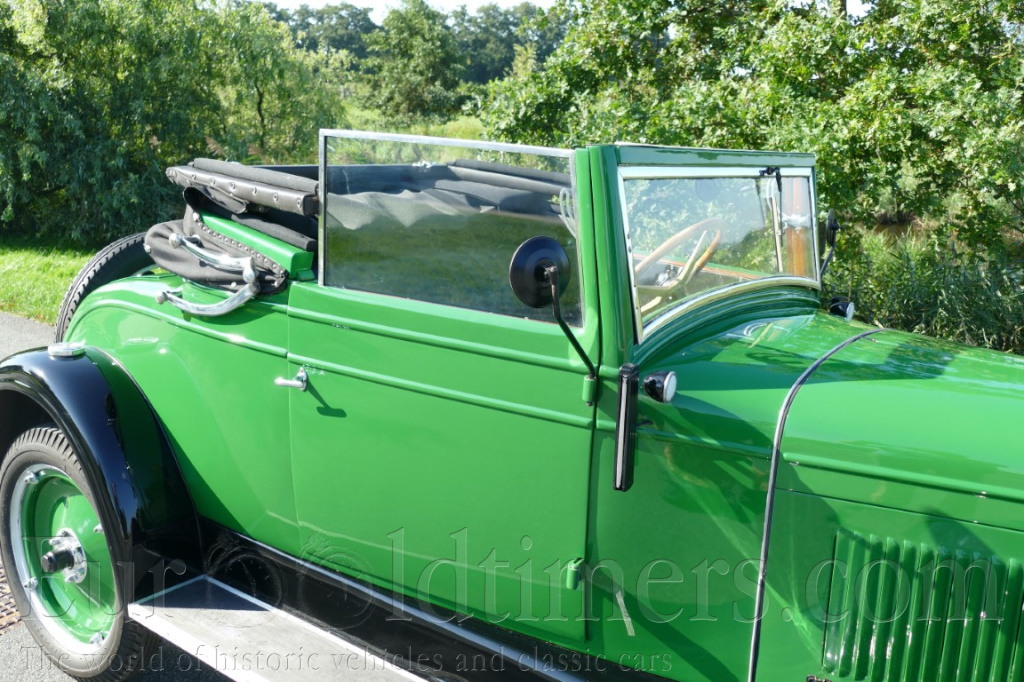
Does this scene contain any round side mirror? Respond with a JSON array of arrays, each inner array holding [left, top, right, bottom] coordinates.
[[826, 208, 841, 248], [509, 236, 570, 309]]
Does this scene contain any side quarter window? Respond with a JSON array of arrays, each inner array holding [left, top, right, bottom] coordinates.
[[322, 136, 582, 325]]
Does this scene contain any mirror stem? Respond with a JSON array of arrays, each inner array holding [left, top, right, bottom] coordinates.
[[819, 241, 837, 279], [820, 210, 841, 279], [544, 266, 597, 382]]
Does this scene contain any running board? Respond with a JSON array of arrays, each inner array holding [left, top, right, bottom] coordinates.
[[129, 576, 425, 682]]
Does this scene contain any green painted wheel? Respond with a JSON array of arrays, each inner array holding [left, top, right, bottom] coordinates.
[[0, 426, 155, 680]]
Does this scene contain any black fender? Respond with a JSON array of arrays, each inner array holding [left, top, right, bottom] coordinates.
[[0, 346, 201, 602]]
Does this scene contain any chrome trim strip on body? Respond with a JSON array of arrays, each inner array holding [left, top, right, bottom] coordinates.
[[615, 173, 645, 343], [320, 129, 573, 159], [747, 327, 886, 682], [318, 131, 328, 287]]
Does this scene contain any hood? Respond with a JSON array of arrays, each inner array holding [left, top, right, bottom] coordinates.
[[640, 311, 874, 461], [779, 329, 1024, 531]]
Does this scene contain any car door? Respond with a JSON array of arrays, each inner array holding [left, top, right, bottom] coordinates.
[[284, 133, 598, 642]]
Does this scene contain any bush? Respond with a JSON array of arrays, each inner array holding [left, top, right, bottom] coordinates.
[[0, 1, 347, 243], [825, 229, 1024, 354]]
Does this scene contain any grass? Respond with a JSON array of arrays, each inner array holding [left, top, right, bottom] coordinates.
[[0, 235, 93, 324]]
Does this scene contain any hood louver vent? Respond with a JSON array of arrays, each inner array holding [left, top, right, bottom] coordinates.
[[823, 529, 1024, 681]]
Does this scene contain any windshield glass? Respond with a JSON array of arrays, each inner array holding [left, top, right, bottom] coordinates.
[[622, 170, 817, 332]]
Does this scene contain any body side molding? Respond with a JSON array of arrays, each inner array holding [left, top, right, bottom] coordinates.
[[748, 327, 885, 682]]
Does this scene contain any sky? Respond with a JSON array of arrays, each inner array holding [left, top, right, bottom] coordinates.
[[264, 0, 558, 23]]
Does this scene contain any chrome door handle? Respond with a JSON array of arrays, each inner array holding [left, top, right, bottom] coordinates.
[[274, 368, 307, 391]]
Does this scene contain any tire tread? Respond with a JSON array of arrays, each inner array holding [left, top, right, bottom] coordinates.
[[55, 233, 152, 342]]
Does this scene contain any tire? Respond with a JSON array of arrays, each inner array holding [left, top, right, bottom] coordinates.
[[0, 426, 157, 681], [55, 233, 154, 342]]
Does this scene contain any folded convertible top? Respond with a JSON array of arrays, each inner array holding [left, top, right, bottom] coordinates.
[[166, 160, 319, 217]]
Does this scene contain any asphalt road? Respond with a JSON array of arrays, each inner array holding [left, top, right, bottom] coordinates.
[[0, 311, 52, 358], [0, 312, 223, 681]]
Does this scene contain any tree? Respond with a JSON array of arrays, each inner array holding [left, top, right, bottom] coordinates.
[[451, 3, 571, 85], [515, 2, 570, 65], [0, 0, 347, 242], [484, 0, 1024, 247], [452, 4, 519, 84], [264, 2, 377, 61], [213, 4, 350, 162], [365, 0, 463, 120]]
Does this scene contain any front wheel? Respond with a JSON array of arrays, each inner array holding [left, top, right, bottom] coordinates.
[[0, 426, 156, 680]]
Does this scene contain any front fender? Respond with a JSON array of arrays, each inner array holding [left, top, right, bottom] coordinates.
[[0, 346, 201, 601]]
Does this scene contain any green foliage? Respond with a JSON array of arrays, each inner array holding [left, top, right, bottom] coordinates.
[[451, 3, 568, 85], [210, 5, 350, 162], [485, 0, 1024, 248], [482, 0, 1024, 353], [348, 107, 485, 141], [263, 2, 377, 60], [0, 0, 347, 242], [364, 0, 463, 121], [825, 229, 1024, 354]]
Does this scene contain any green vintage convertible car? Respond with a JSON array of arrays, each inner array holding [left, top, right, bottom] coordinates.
[[2, 130, 1023, 682]]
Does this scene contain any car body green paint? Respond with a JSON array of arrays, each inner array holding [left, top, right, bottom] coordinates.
[[45, 134, 1024, 681]]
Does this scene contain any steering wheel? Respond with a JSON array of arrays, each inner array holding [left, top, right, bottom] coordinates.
[[635, 217, 725, 290]]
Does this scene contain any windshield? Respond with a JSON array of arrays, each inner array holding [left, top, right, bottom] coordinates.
[[621, 169, 818, 334]]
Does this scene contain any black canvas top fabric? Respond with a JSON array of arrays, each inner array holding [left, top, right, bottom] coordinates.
[[185, 187, 317, 252], [191, 158, 318, 195]]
